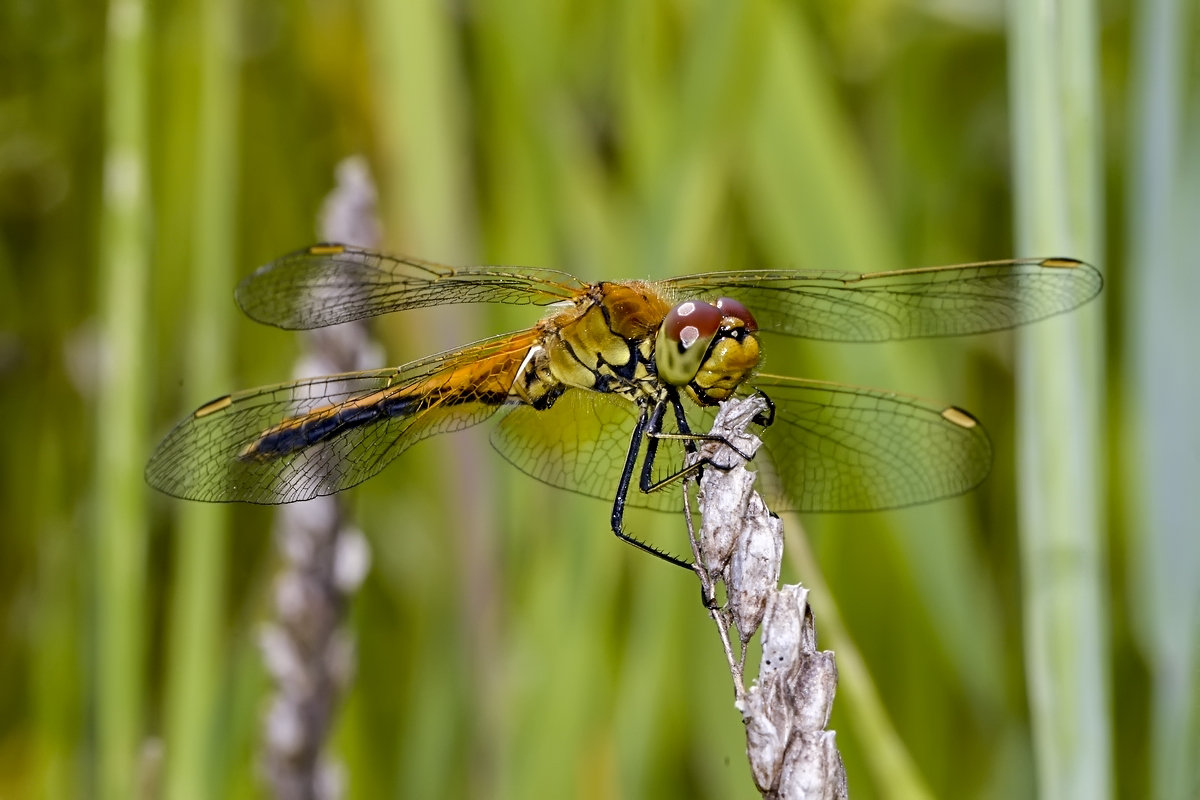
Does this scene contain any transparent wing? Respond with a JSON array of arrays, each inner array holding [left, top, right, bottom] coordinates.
[[658, 258, 1102, 341], [236, 243, 587, 329], [491, 375, 992, 514], [735, 375, 992, 511], [489, 390, 684, 511], [146, 330, 539, 503]]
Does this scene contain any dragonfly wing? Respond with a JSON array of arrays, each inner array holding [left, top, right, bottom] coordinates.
[[734, 375, 992, 512], [659, 258, 1101, 341], [489, 373, 992, 516], [490, 390, 690, 513], [146, 331, 537, 503], [237, 244, 587, 329]]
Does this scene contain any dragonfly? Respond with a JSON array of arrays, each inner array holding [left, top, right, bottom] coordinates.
[[146, 244, 1102, 567]]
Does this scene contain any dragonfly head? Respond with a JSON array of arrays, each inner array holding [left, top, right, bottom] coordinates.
[[655, 297, 761, 405]]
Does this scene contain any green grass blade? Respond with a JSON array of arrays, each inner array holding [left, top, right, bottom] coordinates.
[[1125, 1, 1200, 797], [95, 1, 152, 797], [359, 2, 498, 796], [160, 0, 240, 796], [1008, 0, 1111, 797]]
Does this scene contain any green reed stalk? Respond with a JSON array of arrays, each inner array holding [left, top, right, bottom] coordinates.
[[161, 0, 240, 797], [361, 2, 494, 796], [1126, 0, 1200, 797], [1008, 1, 1111, 797], [745, 7, 938, 797], [95, 1, 151, 798]]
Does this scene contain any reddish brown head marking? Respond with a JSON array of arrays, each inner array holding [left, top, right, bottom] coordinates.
[[663, 301, 723, 351], [715, 296, 757, 331]]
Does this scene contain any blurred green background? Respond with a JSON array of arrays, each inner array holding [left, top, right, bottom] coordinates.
[[2, 0, 1197, 798]]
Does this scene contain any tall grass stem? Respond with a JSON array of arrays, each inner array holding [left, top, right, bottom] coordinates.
[[1008, 1, 1111, 797], [1126, 0, 1200, 797], [95, 1, 152, 797], [161, 0, 240, 797]]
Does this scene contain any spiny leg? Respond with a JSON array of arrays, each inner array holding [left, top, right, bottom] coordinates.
[[638, 392, 763, 495], [611, 391, 777, 570], [610, 401, 693, 570]]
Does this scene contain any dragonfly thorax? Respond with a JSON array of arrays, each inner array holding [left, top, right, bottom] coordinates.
[[524, 287, 764, 409], [529, 283, 670, 404]]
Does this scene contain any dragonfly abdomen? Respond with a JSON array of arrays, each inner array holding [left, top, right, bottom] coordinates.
[[239, 400, 388, 460], [238, 382, 517, 462]]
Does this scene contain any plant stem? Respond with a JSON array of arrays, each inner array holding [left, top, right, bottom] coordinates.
[[96, 0, 151, 797], [161, 0, 240, 796], [1008, 1, 1111, 797]]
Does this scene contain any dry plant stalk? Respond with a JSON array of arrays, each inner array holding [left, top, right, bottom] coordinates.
[[686, 395, 847, 799], [259, 157, 378, 800]]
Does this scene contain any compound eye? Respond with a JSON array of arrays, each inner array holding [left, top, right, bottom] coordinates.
[[662, 300, 722, 351], [715, 297, 757, 331], [656, 300, 722, 386]]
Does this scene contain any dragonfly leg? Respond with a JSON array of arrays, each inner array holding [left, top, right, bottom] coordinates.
[[638, 393, 761, 495], [610, 401, 694, 570], [748, 389, 776, 426]]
